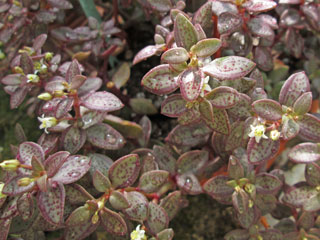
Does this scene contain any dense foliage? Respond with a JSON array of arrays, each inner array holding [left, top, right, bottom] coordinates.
[[0, 0, 320, 239]]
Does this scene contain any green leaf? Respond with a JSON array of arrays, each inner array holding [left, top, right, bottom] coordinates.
[[255, 173, 282, 194], [109, 191, 130, 210], [303, 193, 320, 212], [297, 113, 320, 142], [108, 154, 141, 189], [138, 170, 169, 193], [66, 206, 92, 227], [92, 170, 111, 192], [228, 93, 252, 120], [123, 191, 148, 221], [205, 86, 240, 109], [228, 155, 244, 180], [281, 117, 300, 141], [199, 99, 215, 130], [145, 202, 169, 235], [225, 229, 250, 240], [160, 191, 182, 220], [305, 163, 320, 187], [176, 150, 209, 174], [289, 142, 320, 163], [232, 189, 249, 214], [104, 115, 143, 139], [112, 62, 131, 89], [293, 92, 312, 115], [203, 176, 234, 198], [225, 121, 245, 151], [252, 99, 282, 121], [211, 108, 230, 135], [147, 0, 172, 12], [174, 13, 198, 51], [157, 228, 175, 240], [236, 206, 259, 229], [130, 98, 158, 115], [153, 145, 176, 175], [161, 47, 189, 64], [79, 0, 102, 23], [190, 38, 221, 58]]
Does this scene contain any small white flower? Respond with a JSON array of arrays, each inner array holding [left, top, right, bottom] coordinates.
[[248, 124, 268, 143], [26, 74, 40, 83], [270, 129, 280, 141], [38, 114, 58, 134], [130, 225, 147, 240], [200, 76, 212, 97]]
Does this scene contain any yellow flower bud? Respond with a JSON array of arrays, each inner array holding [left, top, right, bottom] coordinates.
[[38, 92, 53, 101], [91, 212, 99, 224], [270, 129, 280, 141], [0, 50, 5, 60], [13, 66, 24, 74], [27, 74, 40, 83], [0, 159, 20, 171], [45, 52, 53, 61], [17, 177, 33, 186], [0, 183, 7, 199]]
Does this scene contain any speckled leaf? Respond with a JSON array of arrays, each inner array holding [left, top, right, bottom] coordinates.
[[20, 53, 33, 74], [218, 12, 242, 35], [211, 1, 238, 16], [232, 189, 249, 214], [190, 38, 221, 58], [228, 155, 244, 180], [0, 218, 11, 240], [112, 62, 130, 89], [86, 123, 125, 150], [32, 34, 47, 51], [199, 98, 214, 129], [225, 229, 250, 240], [65, 206, 92, 227], [161, 47, 189, 64], [260, 230, 283, 240], [108, 154, 140, 189], [147, 0, 172, 12], [282, 186, 318, 208], [254, 47, 274, 72], [141, 64, 179, 95], [139, 170, 169, 193], [279, 72, 310, 107], [156, 228, 174, 240], [51, 155, 91, 184], [77, 77, 102, 96], [64, 221, 98, 240], [305, 163, 320, 187], [65, 184, 92, 205], [123, 191, 148, 221], [104, 115, 143, 139], [61, 126, 86, 154], [133, 149, 158, 174], [179, 68, 202, 101], [92, 170, 111, 192], [0, 197, 18, 219], [297, 212, 315, 230], [17, 193, 34, 221], [225, 122, 245, 151], [130, 98, 158, 115], [192, 2, 213, 36], [281, 117, 300, 141], [303, 194, 320, 212], [100, 208, 127, 235], [109, 191, 130, 210], [82, 91, 124, 112], [19, 141, 45, 165], [165, 123, 211, 147], [37, 183, 65, 225], [252, 99, 282, 121], [203, 176, 233, 198], [176, 173, 202, 195], [228, 93, 252, 120], [211, 108, 230, 135], [203, 56, 256, 80], [293, 92, 312, 115], [145, 202, 169, 235], [248, 18, 274, 38], [247, 138, 280, 165], [1, 74, 22, 85], [243, 0, 277, 13], [285, 28, 304, 59], [236, 206, 260, 229], [160, 191, 182, 220], [65, 59, 81, 83], [161, 94, 187, 117], [288, 143, 320, 163], [297, 114, 320, 142], [178, 108, 201, 125], [2, 176, 35, 196], [174, 13, 198, 51], [138, 116, 152, 147], [255, 173, 282, 194], [44, 151, 70, 178], [176, 150, 209, 174], [153, 145, 176, 175], [205, 86, 239, 109], [133, 45, 165, 65]]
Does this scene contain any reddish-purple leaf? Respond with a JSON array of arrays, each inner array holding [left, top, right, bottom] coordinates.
[[305, 163, 320, 187], [64, 221, 98, 240], [161, 47, 189, 64], [32, 34, 47, 51], [232, 189, 249, 214], [145, 202, 169, 235], [20, 53, 33, 74], [203, 56, 256, 80], [19, 142, 44, 166], [236, 206, 260, 229], [293, 92, 312, 115], [255, 173, 282, 194], [82, 91, 124, 112], [279, 71, 310, 107], [139, 170, 169, 193], [176, 173, 203, 194], [228, 155, 244, 180], [247, 138, 280, 165], [37, 183, 65, 225], [55, 98, 74, 118], [297, 114, 320, 142], [45, 151, 70, 178], [47, 0, 73, 9], [225, 122, 245, 152], [17, 193, 34, 221], [0, 218, 11, 240], [285, 28, 304, 59], [211, 1, 238, 16], [141, 64, 179, 95], [161, 94, 187, 117], [100, 208, 127, 236], [153, 145, 176, 175], [281, 118, 300, 141], [0, 197, 18, 220], [1, 74, 22, 85], [179, 68, 203, 101], [61, 126, 86, 154], [2, 176, 35, 196], [282, 186, 318, 209], [147, 0, 172, 12], [160, 191, 183, 221], [65, 184, 92, 205], [138, 115, 152, 147], [252, 99, 282, 121], [65, 59, 81, 83], [192, 2, 213, 36], [86, 123, 125, 150], [253, 47, 274, 72], [203, 176, 233, 198], [108, 154, 141, 189], [289, 143, 320, 163], [123, 191, 148, 221], [70, 75, 86, 90], [133, 45, 165, 65], [205, 86, 239, 109], [174, 13, 198, 51], [178, 108, 201, 125], [10, 86, 28, 109], [248, 17, 274, 38], [218, 12, 242, 35], [51, 155, 91, 184], [243, 0, 277, 13], [77, 77, 102, 96]]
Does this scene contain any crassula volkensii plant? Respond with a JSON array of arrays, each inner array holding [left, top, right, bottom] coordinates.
[[0, 0, 320, 239]]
